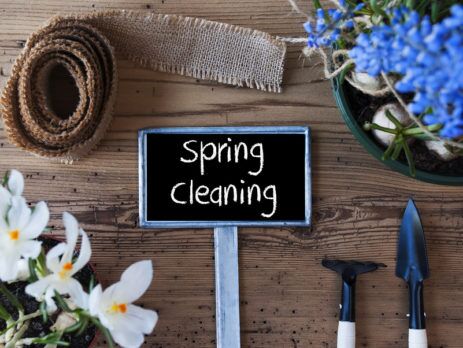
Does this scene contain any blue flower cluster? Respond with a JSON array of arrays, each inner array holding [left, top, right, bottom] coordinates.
[[349, 5, 463, 139], [304, 0, 363, 48]]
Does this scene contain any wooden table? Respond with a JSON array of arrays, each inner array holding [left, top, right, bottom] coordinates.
[[1, 1, 462, 347]]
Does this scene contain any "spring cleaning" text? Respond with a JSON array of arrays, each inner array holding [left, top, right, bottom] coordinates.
[[170, 138, 278, 218]]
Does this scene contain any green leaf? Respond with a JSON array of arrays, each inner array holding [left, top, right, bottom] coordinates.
[[28, 258, 39, 282], [312, 0, 322, 10], [382, 140, 396, 160], [384, 109, 404, 130], [403, 141, 416, 177], [63, 318, 85, 334], [0, 282, 24, 312], [88, 275, 95, 293], [33, 332, 70, 346], [76, 317, 89, 336], [431, 1, 439, 22], [406, 0, 416, 9], [1, 172, 8, 186], [53, 291, 73, 313], [345, 0, 358, 7], [391, 143, 404, 161], [35, 250, 48, 277], [339, 63, 354, 85], [370, 0, 387, 17], [40, 301, 48, 323], [415, 0, 432, 16], [367, 122, 397, 135], [0, 302, 12, 321]]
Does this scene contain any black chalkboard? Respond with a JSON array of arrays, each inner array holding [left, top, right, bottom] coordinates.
[[139, 127, 311, 227]]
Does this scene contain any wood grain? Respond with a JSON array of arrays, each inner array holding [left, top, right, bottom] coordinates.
[[1, 1, 463, 347]]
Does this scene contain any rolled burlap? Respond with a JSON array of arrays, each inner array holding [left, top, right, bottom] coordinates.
[[1, 10, 286, 163]]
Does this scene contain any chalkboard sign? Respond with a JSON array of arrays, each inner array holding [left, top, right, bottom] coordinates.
[[139, 126, 311, 228]]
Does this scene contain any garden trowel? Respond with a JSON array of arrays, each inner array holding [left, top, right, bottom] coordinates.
[[322, 259, 386, 348], [396, 199, 429, 348]]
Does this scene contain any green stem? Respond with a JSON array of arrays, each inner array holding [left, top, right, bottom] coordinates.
[[4, 320, 29, 348], [88, 316, 115, 348], [0, 311, 41, 336], [384, 110, 404, 130], [391, 142, 404, 161], [382, 139, 396, 160], [0, 302, 12, 321], [367, 123, 398, 135], [403, 141, 416, 177], [403, 123, 442, 136]]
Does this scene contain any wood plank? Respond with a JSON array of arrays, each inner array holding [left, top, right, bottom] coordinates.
[[0, 0, 462, 347]]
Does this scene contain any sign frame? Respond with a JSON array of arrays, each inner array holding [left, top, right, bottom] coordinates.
[[138, 126, 311, 228]]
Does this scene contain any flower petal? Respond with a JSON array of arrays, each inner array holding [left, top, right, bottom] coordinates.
[[7, 170, 24, 197], [45, 287, 58, 313], [66, 278, 89, 310], [112, 260, 153, 304], [89, 284, 103, 316], [25, 275, 52, 299], [8, 196, 31, 230], [62, 212, 79, 262], [18, 240, 42, 259], [46, 243, 67, 273], [16, 259, 31, 281], [71, 229, 91, 275], [22, 201, 49, 239], [125, 305, 158, 334], [110, 327, 144, 348], [90, 285, 116, 331], [0, 252, 20, 282], [0, 186, 11, 220]]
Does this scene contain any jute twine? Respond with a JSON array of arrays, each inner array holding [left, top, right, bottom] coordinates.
[[1, 10, 287, 163]]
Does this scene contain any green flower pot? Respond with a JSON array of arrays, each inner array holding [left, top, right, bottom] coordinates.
[[331, 76, 463, 186]]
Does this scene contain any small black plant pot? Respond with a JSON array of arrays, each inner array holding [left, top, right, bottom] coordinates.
[[0, 236, 98, 348], [331, 75, 463, 186]]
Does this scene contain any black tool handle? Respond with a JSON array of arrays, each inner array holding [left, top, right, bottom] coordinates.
[[409, 280, 425, 329], [340, 278, 356, 322]]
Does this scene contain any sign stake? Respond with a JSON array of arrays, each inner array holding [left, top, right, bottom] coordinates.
[[214, 226, 240, 348]]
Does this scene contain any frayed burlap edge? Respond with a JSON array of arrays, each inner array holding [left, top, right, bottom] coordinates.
[[1, 10, 287, 163]]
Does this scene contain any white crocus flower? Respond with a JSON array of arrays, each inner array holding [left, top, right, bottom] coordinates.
[[26, 212, 91, 312], [89, 260, 158, 348], [0, 196, 49, 282]]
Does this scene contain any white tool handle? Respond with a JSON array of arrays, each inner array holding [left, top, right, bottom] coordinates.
[[337, 321, 355, 348], [409, 329, 427, 348]]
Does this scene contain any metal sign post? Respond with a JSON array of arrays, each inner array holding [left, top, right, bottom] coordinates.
[[214, 226, 240, 348]]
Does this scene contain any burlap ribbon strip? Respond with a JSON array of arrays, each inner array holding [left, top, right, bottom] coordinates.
[[1, 10, 286, 163]]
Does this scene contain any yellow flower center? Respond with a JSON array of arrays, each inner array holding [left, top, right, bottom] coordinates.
[[8, 229, 20, 241], [110, 303, 127, 314], [58, 262, 73, 279]]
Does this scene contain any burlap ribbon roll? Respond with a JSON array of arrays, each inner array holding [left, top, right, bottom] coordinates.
[[1, 11, 286, 163]]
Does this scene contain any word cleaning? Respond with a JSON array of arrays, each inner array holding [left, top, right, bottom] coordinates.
[[170, 138, 278, 218]]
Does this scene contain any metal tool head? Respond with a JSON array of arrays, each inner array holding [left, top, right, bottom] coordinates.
[[395, 199, 430, 282], [322, 259, 386, 284]]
